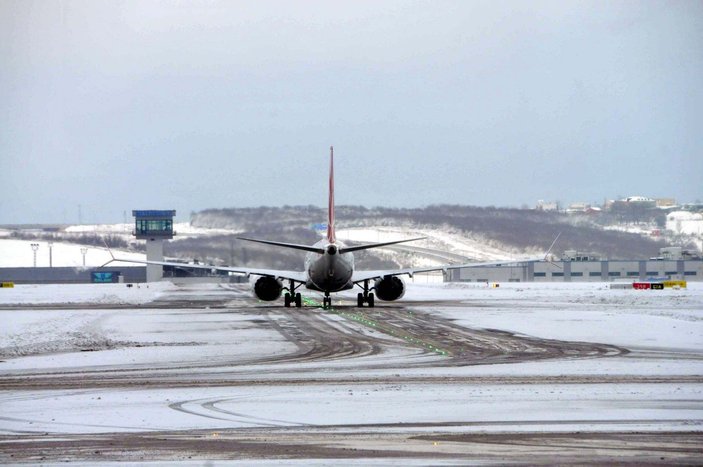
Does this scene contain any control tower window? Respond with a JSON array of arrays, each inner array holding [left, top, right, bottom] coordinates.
[[135, 219, 173, 236]]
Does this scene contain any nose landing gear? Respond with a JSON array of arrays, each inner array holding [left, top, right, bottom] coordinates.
[[322, 293, 332, 309]]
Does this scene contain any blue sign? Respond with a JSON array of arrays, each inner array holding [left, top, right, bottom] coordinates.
[[92, 272, 115, 283]]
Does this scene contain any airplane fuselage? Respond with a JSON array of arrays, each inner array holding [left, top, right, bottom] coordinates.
[[305, 240, 355, 293]]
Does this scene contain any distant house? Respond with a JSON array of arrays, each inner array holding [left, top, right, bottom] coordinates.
[[655, 198, 677, 208], [535, 200, 558, 211], [622, 196, 656, 208], [566, 202, 591, 214]]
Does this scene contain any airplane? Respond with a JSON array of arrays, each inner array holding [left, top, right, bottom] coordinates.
[[108, 147, 553, 309]]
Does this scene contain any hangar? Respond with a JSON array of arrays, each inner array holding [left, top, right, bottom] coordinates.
[[448, 249, 703, 283]]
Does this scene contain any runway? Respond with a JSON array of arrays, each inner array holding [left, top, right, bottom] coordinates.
[[1, 282, 702, 464]]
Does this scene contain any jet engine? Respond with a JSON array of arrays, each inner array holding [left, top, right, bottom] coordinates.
[[253, 276, 283, 301], [373, 275, 405, 301]]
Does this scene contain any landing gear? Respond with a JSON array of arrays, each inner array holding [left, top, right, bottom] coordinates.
[[284, 280, 302, 308], [322, 293, 332, 309], [284, 292, 303, 308], [356, 280, 375, 307]]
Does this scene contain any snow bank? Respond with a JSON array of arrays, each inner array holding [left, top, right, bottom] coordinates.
[[0, 282, 175, 305]]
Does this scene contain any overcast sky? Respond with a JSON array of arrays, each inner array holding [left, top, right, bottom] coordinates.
[[1, 0, 702, 224]]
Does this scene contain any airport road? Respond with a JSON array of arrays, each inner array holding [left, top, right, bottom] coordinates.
[[1, 283, 702, 464]]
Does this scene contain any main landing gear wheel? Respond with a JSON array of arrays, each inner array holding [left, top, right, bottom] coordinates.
[[284, 280, 302, 308], [357, 292, 375, 307], [284, 292, 303, 308], [357, 279, 375, 307]]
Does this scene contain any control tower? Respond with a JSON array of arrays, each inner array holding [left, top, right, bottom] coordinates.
[[132, 210, 176, 282]]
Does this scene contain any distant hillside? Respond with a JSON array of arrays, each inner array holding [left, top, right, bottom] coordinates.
[[181, 205, 668, 269]]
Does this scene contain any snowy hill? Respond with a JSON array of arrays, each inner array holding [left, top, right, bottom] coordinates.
[[0, 204, 675, 270]]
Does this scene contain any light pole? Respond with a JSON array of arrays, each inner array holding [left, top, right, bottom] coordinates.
[[80, 247, 88, 267], [48, 242, 53, 268], [31, 243, 39, 268]]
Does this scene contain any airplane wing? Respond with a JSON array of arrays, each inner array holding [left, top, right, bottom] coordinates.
[[106, 257, 307, 283], [351, 257, 544, 283]]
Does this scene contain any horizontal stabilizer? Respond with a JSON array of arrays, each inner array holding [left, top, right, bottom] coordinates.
[[237, 237, 325, 254], [339, 237, 425, 254]]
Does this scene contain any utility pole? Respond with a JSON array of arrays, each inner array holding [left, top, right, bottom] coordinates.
[[31, 243, 39, 267], [80, 247, 88, 267]]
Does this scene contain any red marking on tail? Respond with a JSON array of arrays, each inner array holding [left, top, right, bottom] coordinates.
[[327, 146, 336, 243]]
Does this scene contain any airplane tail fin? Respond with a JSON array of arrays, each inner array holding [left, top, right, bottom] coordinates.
[[236, 147, 337, 255], [327, 146, 336, 244]]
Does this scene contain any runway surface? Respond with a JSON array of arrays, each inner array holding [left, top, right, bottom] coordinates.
[[1, 282, 702, 464]]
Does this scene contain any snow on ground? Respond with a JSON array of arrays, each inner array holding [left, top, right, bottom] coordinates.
[[2, 383, 698, 435], [0, 281, 701, 437], [0, 281, 174, 305], [344, 280, 703, 352], [0, 238, 146, 268], [2, 281, 701, 375], [0, 306, 297, 370], [603, 222, 660, 236]]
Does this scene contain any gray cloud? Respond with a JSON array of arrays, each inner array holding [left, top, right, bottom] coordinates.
[[1, 0, 701, 223]]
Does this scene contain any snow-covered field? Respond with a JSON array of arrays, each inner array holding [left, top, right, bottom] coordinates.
[[0, 222, 237, 268], [0, 238, 146, 268], [1, 281, 701, 463]]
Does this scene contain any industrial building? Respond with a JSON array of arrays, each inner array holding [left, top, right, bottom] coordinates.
[[0, 266, 146, 284], [448, 247, 703, 283]]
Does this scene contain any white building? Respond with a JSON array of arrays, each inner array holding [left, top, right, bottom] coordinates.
[[536, 200, 558, 211]]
